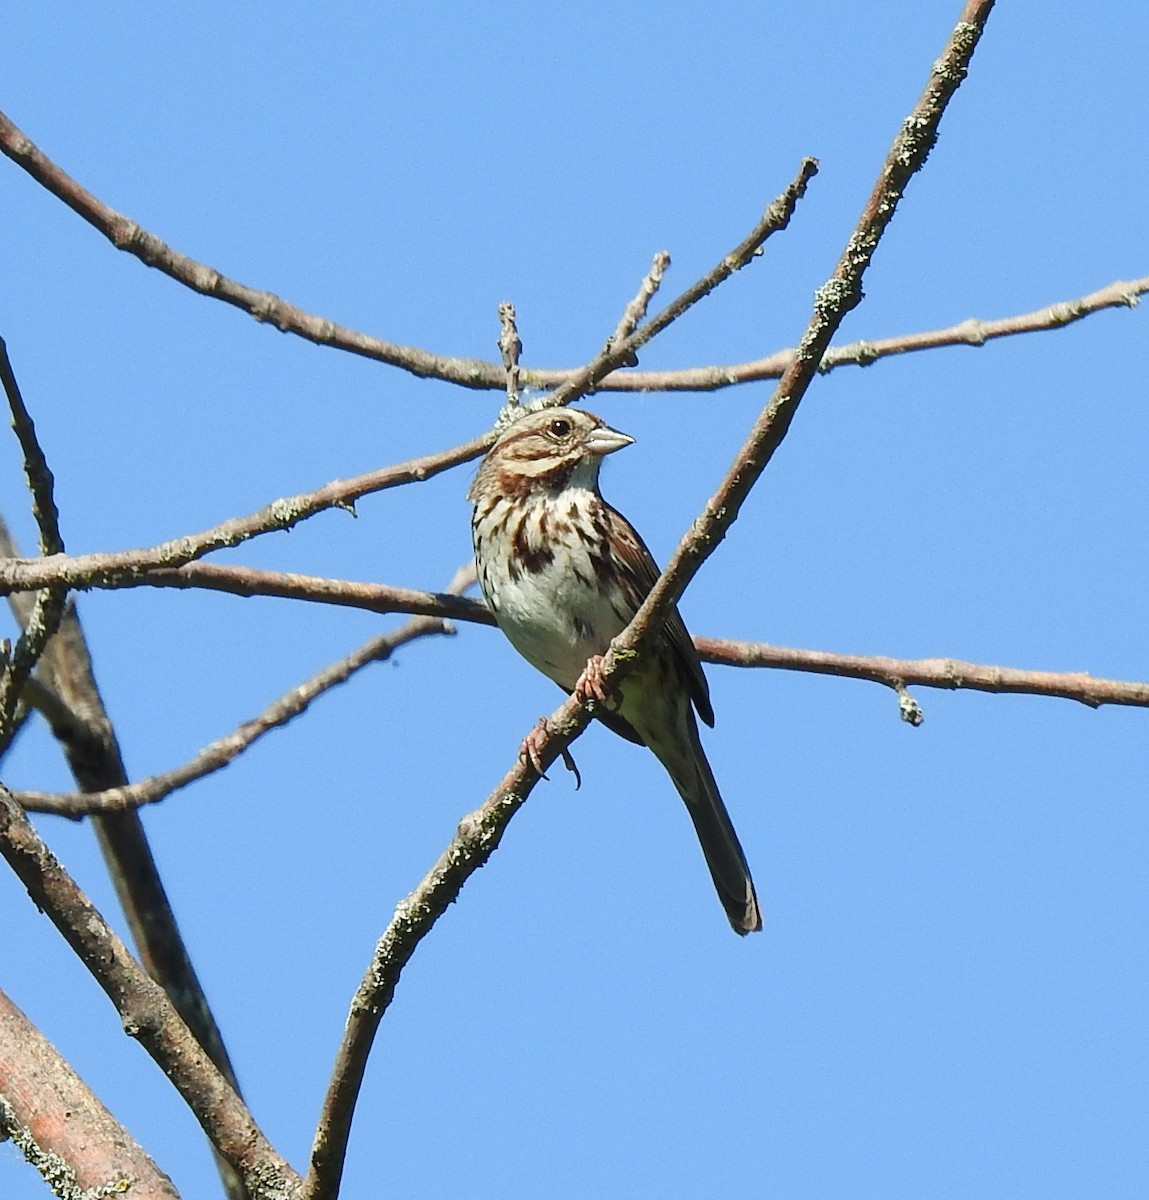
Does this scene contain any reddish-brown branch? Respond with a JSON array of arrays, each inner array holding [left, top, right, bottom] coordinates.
[[0, 987, 181, 1198], [0, 787, 298, 1197]]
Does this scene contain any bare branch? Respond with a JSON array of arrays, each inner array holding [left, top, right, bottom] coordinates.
[[0, 434, 489, 596], [5, 109, 1134, 401], [532, 274, 1149, 392], [603, 1, 997, 692], [16, 567, 472, 818], [697, 636, 1149, 710], [0, 786, 299, 1197], [0, 987, 181, 1199]]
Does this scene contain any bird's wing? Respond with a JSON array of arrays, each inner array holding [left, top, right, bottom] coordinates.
[[603, 501, 715, 728]]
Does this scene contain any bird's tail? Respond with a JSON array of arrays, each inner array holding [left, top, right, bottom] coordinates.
[[654, 719, 762, 935]]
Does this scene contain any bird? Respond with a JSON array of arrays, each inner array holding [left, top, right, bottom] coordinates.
[[468, 404, 761, 934]]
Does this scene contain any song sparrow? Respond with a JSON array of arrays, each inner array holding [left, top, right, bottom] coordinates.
[[469, 405, 761, 934]]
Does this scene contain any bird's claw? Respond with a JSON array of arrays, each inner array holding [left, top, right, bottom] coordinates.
[[574, 654, 613, 709], [518, 718, 582, 789], [519, 717, 551, 778]]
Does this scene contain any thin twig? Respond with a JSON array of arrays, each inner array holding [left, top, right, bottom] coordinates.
[[0, 785, 298, 1197], [604, 250, 671, 361], [16, 568, 471, 818], [497, 301, 522, 406], [546, 160, 818, 412]]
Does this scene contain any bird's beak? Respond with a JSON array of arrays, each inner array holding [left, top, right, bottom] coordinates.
[[584, 425, 634, 456]]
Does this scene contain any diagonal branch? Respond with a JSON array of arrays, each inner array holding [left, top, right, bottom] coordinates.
[[297, 21, 1002, 1132], [0, 108, 495, 388], [0, 435, 489, 596], [302, 686, 589, 1200], [541, 159, 818, 412], [603, 0, 997, 686], [0, 337, 69, 752]]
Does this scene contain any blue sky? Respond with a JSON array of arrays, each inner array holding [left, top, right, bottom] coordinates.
[[2, 2, 1147, 1197]]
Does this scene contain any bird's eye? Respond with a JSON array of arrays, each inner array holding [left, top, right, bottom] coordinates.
[[547, 417, 572, 439]]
